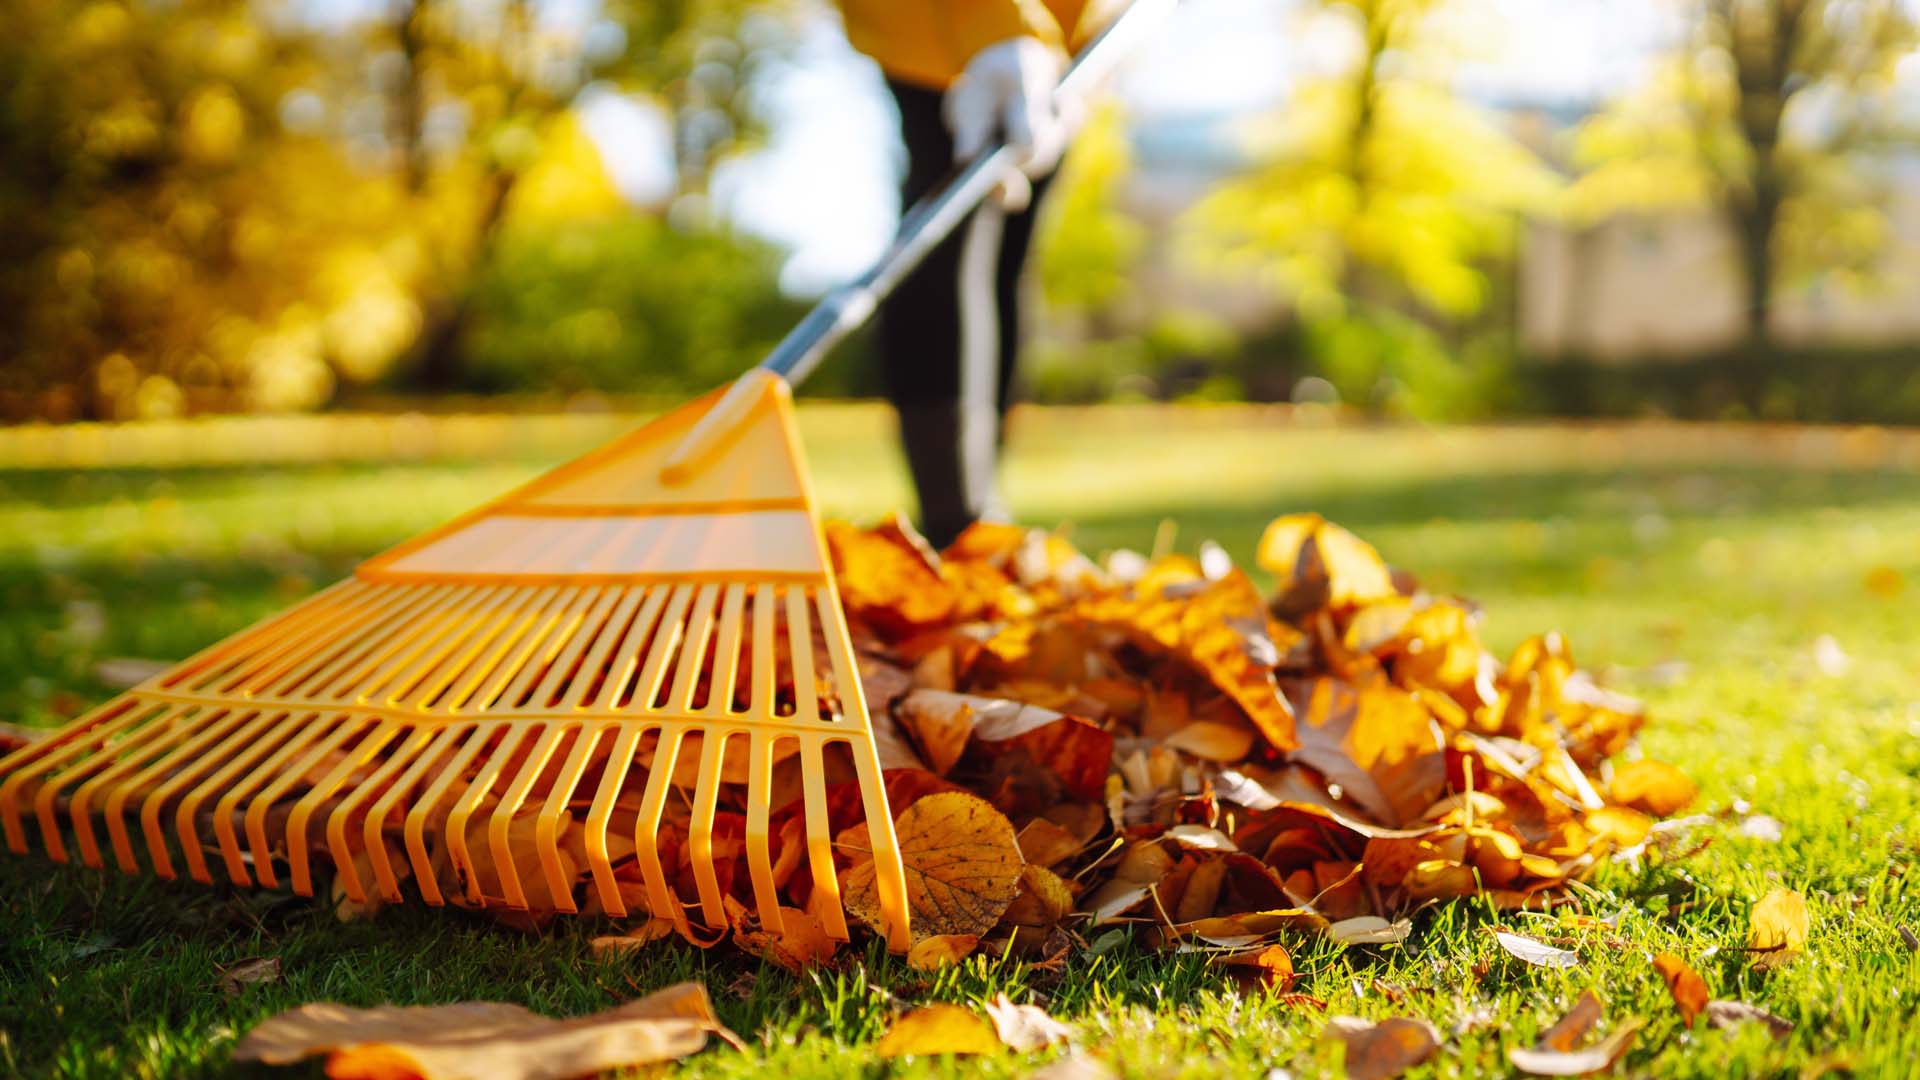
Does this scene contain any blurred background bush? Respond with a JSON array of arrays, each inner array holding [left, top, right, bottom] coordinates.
[[3, 0, 1917, 424]]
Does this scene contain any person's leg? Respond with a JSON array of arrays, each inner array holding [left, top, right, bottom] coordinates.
[[876, 79, 1061, 547], [877, 80, 987, 547]]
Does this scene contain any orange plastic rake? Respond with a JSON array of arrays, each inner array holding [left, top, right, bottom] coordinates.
[[0, 377, 911, 947], [0, 0, 1171, 950]]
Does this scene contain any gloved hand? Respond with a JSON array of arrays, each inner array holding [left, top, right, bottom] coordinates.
[[942, 36, 1070, 211]]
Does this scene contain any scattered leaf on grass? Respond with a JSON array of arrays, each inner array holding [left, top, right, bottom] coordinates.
[[1507, 992, 1640, 1077], [1748, 888, 1809, 969], [1652, 953, 1709, 1026], [1608, 761, 1696, 816], [906, 934, 980, 970], [1494, 931, 1580, 969], [233, 981, 734, 1080], [590, 918, 676, 955], [1322, 1016, 1442, 1080], [983, 994, 1073, 1051], [875, 1004, 1003, 1058], [1330, 916, 1412, 945], [1703, 1000, 1793, 1039], [1899, 925, 1918, 953], [216, 956, 282, 996], [733, 906, 837, 972], [841, 791, 1024, 944]]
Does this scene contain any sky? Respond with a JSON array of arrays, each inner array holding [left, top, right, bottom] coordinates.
[[687, 0, 1684, 294]]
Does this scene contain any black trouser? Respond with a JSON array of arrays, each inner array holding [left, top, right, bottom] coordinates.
[[877, 79, 1056, 548]]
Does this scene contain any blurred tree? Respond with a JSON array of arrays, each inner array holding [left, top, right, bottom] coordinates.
[[0, 0, 787, 421], [1570, 0, 1917, 352], [1183, 0, 1558, 413]]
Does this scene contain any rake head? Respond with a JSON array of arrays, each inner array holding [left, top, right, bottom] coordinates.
[[0, 376, 912, 950]]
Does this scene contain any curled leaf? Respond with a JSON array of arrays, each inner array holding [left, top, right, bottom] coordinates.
[[1703, 999, 1793, 1039], [1494, 931, 1580, 969], [983, 994, 1073, 1052], [906, 934, 981, 970], [233, 982, 735, 1080]]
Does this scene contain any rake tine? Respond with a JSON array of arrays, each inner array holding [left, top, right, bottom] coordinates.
[[104, 709, 249, 875], [487, 722, 569, 910], [323, 727, 438, 902], [377, 585, 542, 708], [212, 715, 320, 884], [1, 702, 147, 856], [403, 722, 493, 904], [744, 731, 784, 932], [586, 586, 667, 711], [582, 725, 641, 918], [785, 588, 819, 723], [248, 716, 371, 889], [535, 722, 605, 914], [635, 724, 690, 937], [362, 724, 464, 901], [446, 722, 534, 904], [799, 735, 848, 940], [710, 585, 747, 713], [437, 585, 572, 713], [181, 711, 299, 883], [213, 581, 399, 696], [849, 734, 911, 952], [667, 584, 721, 712], [620, 586, 689, 712], [511, 587, 613, 710], [66, 705, 194, 869], [685, 729, 731, 930], [147, 711, 278, 880], [270, 584, 461, 700], [548, 587, 642, 710]]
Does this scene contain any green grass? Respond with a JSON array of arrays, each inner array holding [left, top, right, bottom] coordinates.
[[2, 406, 1917, 1078]]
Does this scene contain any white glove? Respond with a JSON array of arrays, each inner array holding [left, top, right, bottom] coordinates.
[[942, 37, 1069, 210]]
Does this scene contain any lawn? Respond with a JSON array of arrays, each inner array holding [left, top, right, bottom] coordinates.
[[1, 405, 1916, 1078]]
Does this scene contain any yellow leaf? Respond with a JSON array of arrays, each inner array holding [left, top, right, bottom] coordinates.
[[906, 934, 981, 970], [840, 792, 1024, 944], [875, 1004, 1002, 1058], [1748, 888, 1809, 964], [1608, 760, 1696, 816]]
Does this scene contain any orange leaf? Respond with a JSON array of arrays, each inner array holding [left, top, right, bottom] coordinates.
[[839, 791, 1023, 944], [1652, 953, 1709, 1026], [875, 1004, 1002, 1058], [1608, 760, 1696, 816]]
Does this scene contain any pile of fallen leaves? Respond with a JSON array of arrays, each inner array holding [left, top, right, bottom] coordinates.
[[580, 510, 1692, 970]]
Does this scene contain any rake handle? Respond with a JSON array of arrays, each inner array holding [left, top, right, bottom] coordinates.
[[662, 0, 1177, 483]]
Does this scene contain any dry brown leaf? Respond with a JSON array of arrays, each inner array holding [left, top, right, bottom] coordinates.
[[1322, 1015, 1442, 1080], [1329, 916, 1412, 945], [1652, 953, 1709, 1026], [1016, 818, 1084, 868], [1005, 864, 1075, 927], [1507, 992, 1640, 1077], [1748, 888, 1809, 968], [875, 1004, 1003, 1058], [906, 934, 981, 970], [1215, 943, 1296, 991], [590, 918, 676, 955], [1507, 1022, 1640, 1076], [983, 994, 1073, 1052], [841, 791, 1023, 944], [216, 956, 282, 997], [733, 906, 838, 973], [1703, 999, 1793, 1039], [1494, 931, 1580, 969], [1162, 721, 1256, 762], [232, 982, 734, 1080]]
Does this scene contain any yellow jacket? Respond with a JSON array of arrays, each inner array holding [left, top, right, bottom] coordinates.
[[835, 0, 1116, 90]]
